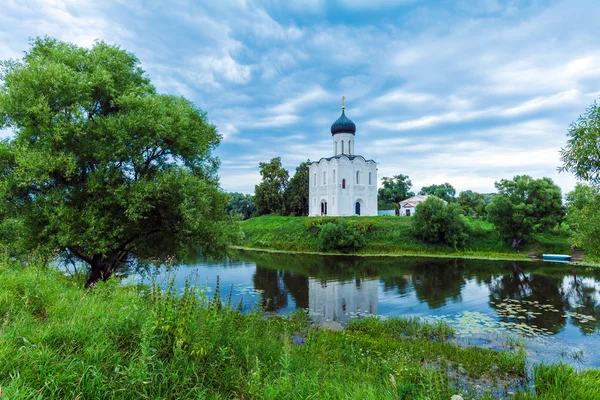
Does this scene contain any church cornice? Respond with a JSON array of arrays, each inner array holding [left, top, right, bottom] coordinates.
[[311, 154, 377, 165]]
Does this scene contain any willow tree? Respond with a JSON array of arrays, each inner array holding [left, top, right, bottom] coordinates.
[[0, 37, 235, 286]]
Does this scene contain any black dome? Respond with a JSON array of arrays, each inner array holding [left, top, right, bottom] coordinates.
[[330, 109, 356, 135]]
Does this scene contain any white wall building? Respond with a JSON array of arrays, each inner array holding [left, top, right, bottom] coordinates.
[[399, 195, 446, 216], [308, 100, 378, 216]]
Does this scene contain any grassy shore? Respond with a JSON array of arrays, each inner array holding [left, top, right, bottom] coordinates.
[[239, 215, 577, 262], [1, 265, 599, 399]]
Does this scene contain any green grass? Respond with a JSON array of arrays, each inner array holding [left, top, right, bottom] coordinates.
[[239, 215, 574, 260], [0, 264, 598, 399]]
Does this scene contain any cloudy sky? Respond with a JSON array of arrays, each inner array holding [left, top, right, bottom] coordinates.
[[2, 0, 599, 195]]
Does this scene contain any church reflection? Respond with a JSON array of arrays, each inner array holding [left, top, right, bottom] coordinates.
[[245, 252, 600, 336], [308, 277, 378, 323]]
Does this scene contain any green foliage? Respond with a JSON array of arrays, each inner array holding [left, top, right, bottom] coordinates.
[[457, 190, 488, 216], [226, 192, 255, 220], [285, 160, 310, 216], [419, 183, 456, 202], [565, 184, 600, 255], [240, 215, 573, 258], [411, 197, 466, 248], [254, 157, 289, 216], [486, 175, 564, 247], [0, 265, 541, 399], [560, 99, 600, 185], [530, 363, 600, 400], [378, 174, 414, 210], [317, 221, 366, 252], [0, 37, 234, 287]]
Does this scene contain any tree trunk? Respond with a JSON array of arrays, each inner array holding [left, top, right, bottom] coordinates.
[[510, 237, 523, 248], [85, 255, 114, 288]]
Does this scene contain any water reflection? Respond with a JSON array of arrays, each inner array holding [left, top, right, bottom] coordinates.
[[127, 250, 600, 366], [308, 278, 378, 324]]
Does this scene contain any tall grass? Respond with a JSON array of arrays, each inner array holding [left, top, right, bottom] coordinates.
[[0, 264, 546, 399]]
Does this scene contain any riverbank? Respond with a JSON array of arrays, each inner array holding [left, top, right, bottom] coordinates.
[[239, 215, 595, 264], [1, 265, 599, 399]]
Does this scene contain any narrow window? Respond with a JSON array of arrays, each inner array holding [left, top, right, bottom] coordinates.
[[333, 169, 336, 183], [369, 172, 372, 185], [342, 179, 346, 189], [332, 196, 335, 206], [356, 171, 359, 184], [335, 141, 338, 155], [342, 140, 344, 154], [322, 171, 326, 185], [349, 140, 352, 155], [313, 173, 316, 186]]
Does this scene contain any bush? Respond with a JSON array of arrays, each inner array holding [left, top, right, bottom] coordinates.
[[411, 197, 466, 248], [317, 221, 366, 252]]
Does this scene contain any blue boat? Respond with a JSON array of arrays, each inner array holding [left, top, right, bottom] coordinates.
[[542, 254, 572, 262]]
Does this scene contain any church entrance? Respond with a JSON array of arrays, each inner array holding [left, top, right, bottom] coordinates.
[[321, 200, 328, 216], [355, 202, 360, 216]]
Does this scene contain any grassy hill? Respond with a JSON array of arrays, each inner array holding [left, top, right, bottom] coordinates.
[[239, 215, 573, 260]]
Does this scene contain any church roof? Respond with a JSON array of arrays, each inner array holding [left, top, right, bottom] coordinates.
[[331, 109, 356, 135], [311, 154, 376, 164]]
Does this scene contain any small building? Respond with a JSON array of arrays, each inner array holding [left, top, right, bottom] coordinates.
[[308, 98, 378, 216], [398, 195, 441, 216]]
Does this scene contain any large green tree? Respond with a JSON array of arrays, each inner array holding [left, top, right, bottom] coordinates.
[[285, 160, 310, 216], [419, 183, 456, 202], [0, 37, 234, 286], [560, 100, 600, 185], [254, 157, 288, 215], [378, 174, 414, 210], [227, 192, 255, 220], [457, 190, 485, 216], [486, 175, 563, 247], [411, 197, 466, 248], [565, 184, 600, 255]]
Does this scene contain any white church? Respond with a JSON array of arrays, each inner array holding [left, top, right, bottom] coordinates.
[[308, 98, 378, 216]]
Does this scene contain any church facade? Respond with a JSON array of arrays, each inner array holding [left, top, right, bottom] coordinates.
[[308, 100, 378, 216]]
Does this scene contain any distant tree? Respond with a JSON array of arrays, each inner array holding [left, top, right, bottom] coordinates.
[[486, 175, 563, 247], [411, 197, 466, 248], [254, 157, 289, 215], [378, 174, 415, 210], [559, 99, 600, 185], [285, 160, 310, 216], [565, 184, 600, 255], [0, 37, 234, 287], [457, 190, 485, 215], [227, 192, 255, 220], [419, 183, 456, 202]]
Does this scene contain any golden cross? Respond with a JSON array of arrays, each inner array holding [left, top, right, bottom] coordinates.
[[341, 96, 345, 109]]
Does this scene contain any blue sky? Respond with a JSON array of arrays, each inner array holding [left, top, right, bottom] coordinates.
[[1, 0, 599, 195]]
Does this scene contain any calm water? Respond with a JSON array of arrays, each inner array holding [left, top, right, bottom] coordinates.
[[124, 250, 600, 368]]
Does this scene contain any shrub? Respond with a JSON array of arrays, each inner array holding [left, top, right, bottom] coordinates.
[[317, 221, 366, 252], [411, 197, 466, 248]]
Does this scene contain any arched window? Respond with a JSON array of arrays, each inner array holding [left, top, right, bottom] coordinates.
[[333, 169, 336, 183], [313, 173, 316, 186], [349, 140, 352, 155], [356, 171, 359, 184], [335, 141, 338, 155], [369, 172, 372, 185], [332, 196, 335, 206], [342, 179, 346, 189], [341, 140, 344, 154], [322, 171, 326, 185]]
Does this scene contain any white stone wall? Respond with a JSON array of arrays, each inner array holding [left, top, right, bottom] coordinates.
[[309, 155, 378, 217]]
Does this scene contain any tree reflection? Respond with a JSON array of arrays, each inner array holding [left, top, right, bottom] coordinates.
[[488, 262, 568, 334], [252, 267, 288, 311], [410, 259, 466, 308]]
